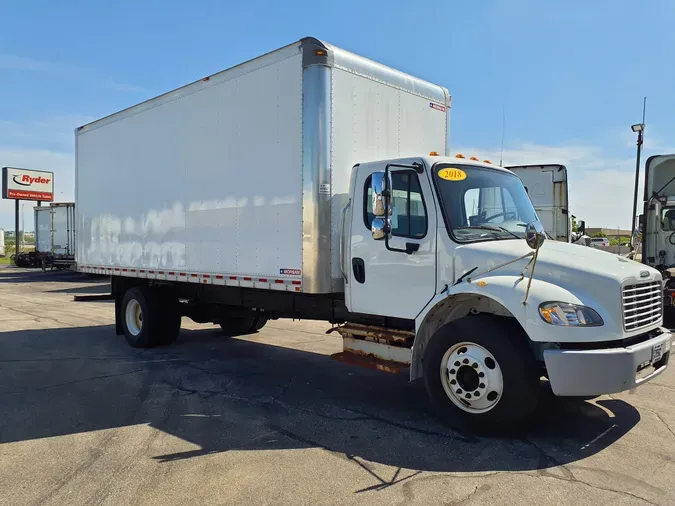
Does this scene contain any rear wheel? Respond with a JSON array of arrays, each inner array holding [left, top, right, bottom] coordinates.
[[423, 315, 541, 434], [121, 287, 181, 348], [218, 312, 267, 336], [122, 287, 156, 348]]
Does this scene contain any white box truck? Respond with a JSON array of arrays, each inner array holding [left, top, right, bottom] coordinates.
[[35, 202, 76, 270], [75, 37, 671, 432]]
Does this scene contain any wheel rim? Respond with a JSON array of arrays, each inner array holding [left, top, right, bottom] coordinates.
[[440, 341, 503, 414], [125, 299, 143, 336]]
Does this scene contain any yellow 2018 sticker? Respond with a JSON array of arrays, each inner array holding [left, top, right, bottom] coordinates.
[[437, 167, 467, 181]]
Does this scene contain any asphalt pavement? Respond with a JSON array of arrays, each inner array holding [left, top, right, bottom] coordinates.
[[0, 268, 674, 505]]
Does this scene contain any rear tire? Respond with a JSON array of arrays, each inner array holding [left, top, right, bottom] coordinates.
[[156, 296, 182, 346], [219, 314, 257, 336], [121, 287, 180, 348], [218, 312, 268, 336], [422, 315, 541, 434], [254, 314, 269, 331], [121, 287, 158, 348]]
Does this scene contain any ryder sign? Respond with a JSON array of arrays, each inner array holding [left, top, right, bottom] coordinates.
[[2, 167, 54, 201]]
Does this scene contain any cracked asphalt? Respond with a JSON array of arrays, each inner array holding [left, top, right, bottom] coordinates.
[[1, 268, 674, 505]]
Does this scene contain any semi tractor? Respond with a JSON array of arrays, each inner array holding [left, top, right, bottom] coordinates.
[[508, 164, 590, 245], [75, 37, 671, 432], [639, 153, 675, 310]]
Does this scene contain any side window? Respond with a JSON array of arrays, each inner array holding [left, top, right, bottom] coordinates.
[[463, 188, 480, 226], [364, 171, 427, 238]]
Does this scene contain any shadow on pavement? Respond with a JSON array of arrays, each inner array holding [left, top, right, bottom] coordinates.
[[0, 268, 104, 285], [0, 323, 642, 474]]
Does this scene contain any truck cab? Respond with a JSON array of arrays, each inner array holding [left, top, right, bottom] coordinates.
[[342, 154, 671, 430], [640, 153, 675, 307]]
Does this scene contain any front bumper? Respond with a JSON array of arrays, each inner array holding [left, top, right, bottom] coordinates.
[[544, 329, 672, 396]]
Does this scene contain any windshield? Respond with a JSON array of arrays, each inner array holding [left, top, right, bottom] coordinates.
[[433, 163, 538, 243]]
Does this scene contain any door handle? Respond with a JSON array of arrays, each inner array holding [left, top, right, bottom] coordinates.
[[352, 258, 365, 284]]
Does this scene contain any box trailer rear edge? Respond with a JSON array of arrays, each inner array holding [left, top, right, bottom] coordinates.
[[75, 37, 450, 295]]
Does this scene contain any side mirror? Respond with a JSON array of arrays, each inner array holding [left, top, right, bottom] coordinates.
[[631, 229, 640, 250], [371, 171, 391, 217], [525, 220, 546, 250], [371, 171, 392, 240], [577, 219, 585, 235]]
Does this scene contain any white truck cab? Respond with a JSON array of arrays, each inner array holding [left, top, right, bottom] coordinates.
[[640, 153, 675, 307], [343, 154, 671, 429]]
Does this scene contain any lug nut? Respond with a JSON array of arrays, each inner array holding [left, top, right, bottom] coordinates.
[[462, 358, 469, 364], [478, 372, 485, 378], [479, 383, 485, 388], [449, 369, 456, 374], [450, 379, 456, 385], [465, 393, 471, 399], [472, 363, 478, 368], [456, 389, 463, 394], [454, 361, 460, 367]]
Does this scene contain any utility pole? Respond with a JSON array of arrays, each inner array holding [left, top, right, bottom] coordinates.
[[630, 97, 647, 251]]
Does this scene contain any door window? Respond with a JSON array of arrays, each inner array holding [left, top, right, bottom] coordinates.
[[364, 171, 428, 239]]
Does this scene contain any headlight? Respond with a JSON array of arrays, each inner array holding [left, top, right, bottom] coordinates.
[[538, 302, 604, 326]]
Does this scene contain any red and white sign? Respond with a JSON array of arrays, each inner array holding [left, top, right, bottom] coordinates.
[[2, 167, 54, 201]]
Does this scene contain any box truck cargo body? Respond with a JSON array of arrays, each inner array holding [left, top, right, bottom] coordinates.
[[76, 38, 449, 294], [76, 38, 670, 432]]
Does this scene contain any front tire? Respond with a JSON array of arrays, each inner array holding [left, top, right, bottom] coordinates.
[[422, 315, 540, 433]]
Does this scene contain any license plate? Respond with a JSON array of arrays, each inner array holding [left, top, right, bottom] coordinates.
[[652, 343, 664, 363]]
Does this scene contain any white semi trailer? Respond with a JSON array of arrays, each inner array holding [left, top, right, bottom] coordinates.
[[35, 202, 76, 270], [75, 37, 671, 432]]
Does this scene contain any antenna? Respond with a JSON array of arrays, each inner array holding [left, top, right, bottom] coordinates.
[[499, 103, 505, 166]]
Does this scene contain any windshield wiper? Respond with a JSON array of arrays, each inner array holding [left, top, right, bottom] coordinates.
[[494, 226, 520, 239], [455, 225, 520, 239]]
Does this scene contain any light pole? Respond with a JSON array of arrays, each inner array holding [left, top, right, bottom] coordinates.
[[630, 122, 645, 248]]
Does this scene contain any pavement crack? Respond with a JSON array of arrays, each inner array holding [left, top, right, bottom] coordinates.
[[343, 407, 478, 443], [448, 484, 492, 506], [2, 369, 146, 394], [523, 472, 659, 505]]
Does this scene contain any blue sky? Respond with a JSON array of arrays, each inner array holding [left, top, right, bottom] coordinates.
[[1, 0, 674, 230]]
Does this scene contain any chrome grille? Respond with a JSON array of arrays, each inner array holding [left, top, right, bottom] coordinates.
[[622, 281, 663, 332]]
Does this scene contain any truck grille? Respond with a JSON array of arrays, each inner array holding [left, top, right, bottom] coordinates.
[[623, 281, 663, 332]]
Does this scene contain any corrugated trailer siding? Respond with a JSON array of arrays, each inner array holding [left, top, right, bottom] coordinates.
[[77, 49, 304, 278], [329, 68, 448, 286]]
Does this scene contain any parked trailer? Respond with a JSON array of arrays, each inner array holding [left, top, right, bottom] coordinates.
[[76, 37, 670, 432], [35, 202, 76, 270]]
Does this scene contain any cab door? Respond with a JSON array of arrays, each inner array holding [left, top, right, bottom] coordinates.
[[347, 159, 437, 319]]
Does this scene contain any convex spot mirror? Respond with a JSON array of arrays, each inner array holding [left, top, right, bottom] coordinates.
[[525, 220, 546, 249]]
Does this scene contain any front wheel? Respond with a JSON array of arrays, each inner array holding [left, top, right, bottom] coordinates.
[[423, 315, 541, 434]]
